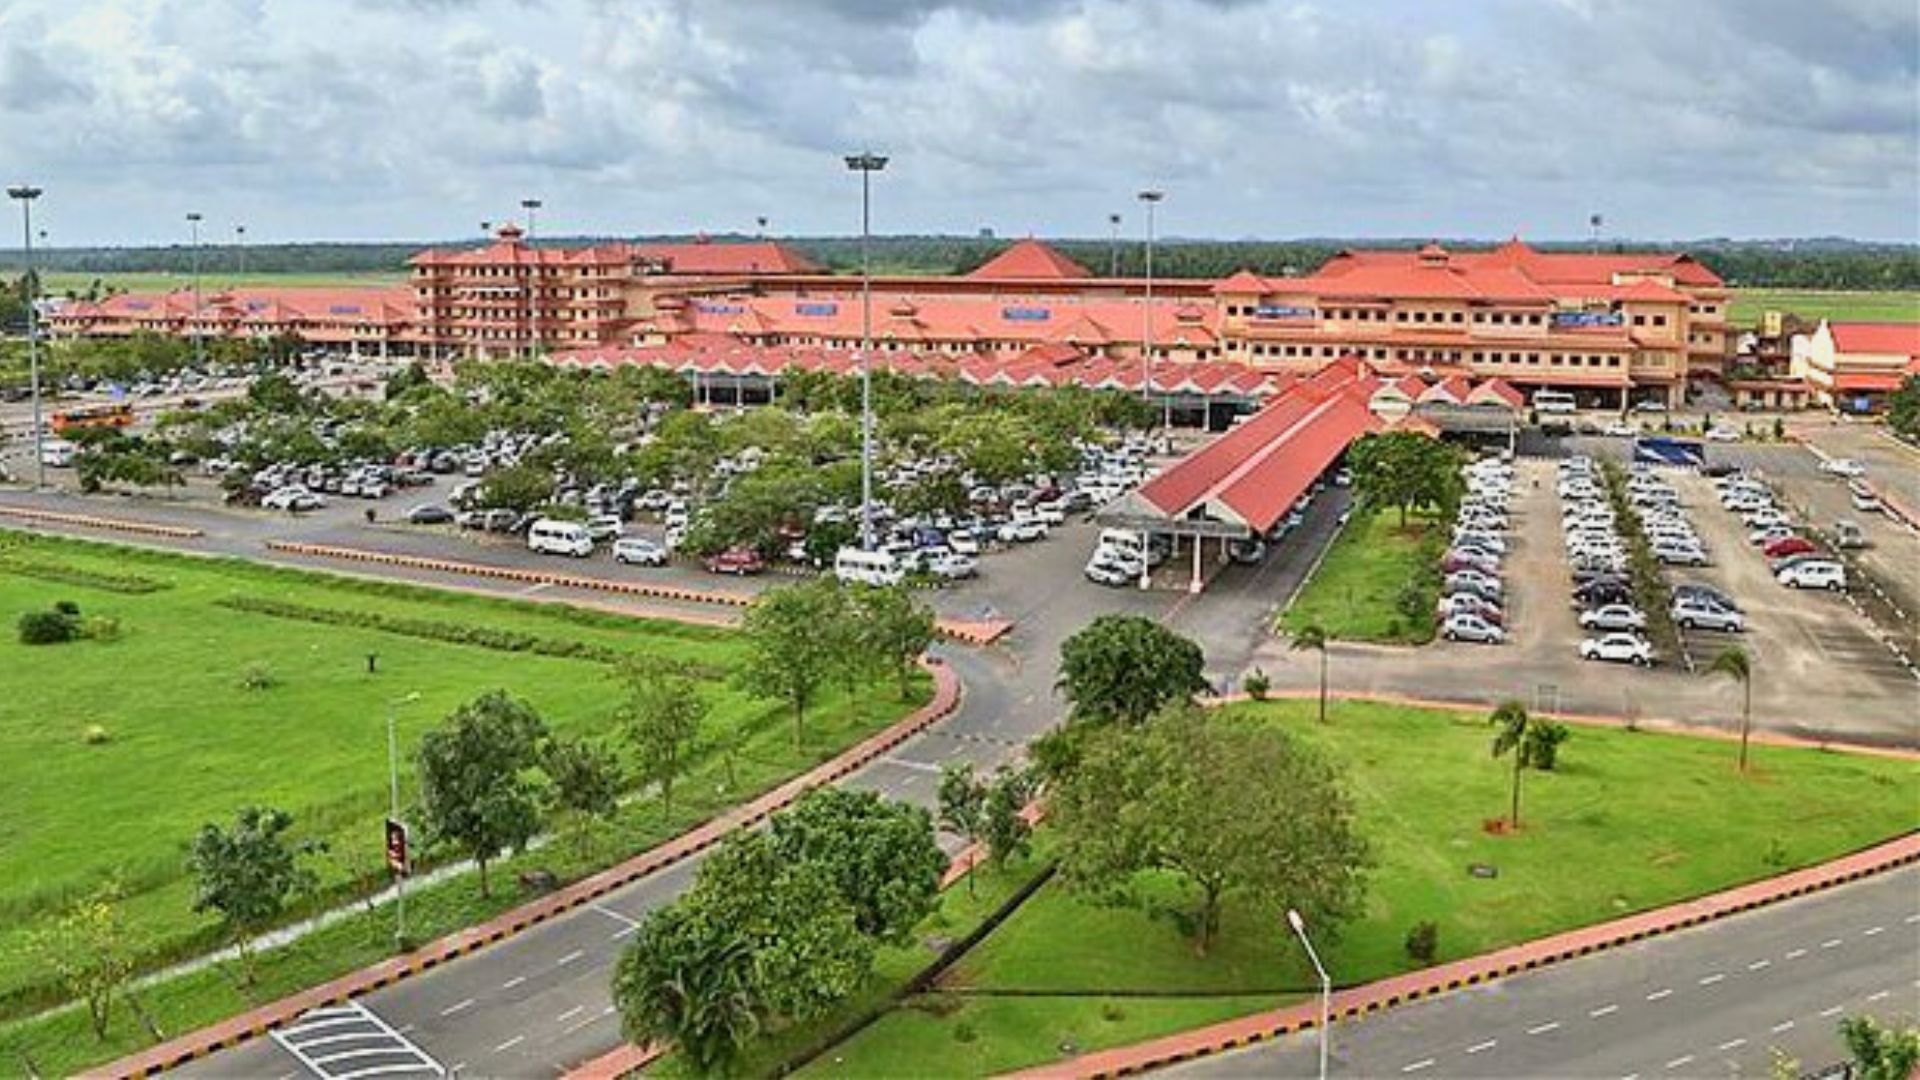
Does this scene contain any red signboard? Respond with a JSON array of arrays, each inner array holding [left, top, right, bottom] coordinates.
[[384, 818, 410, 877]]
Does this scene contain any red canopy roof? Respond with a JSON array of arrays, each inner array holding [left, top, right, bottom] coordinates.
[[965, 239, 1092, 281]]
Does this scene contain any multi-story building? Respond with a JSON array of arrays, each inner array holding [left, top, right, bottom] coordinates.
[[1790, 320, 1920, 412]]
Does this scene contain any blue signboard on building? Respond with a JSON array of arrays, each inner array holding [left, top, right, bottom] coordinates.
[[1001, 306, 1051, 322], [1551, 311, 1624, 329], [796, 302, 839, 317], [695, 302, 744, 315], [1253, 305, 1315, 319]]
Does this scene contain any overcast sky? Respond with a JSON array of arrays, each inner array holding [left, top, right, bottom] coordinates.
[[3, 0, 1916, 247]]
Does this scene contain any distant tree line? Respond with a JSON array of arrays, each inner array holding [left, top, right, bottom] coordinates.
[[5, 236, 1917, 290]]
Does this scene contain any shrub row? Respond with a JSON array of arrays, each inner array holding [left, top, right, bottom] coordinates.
[[213, 595, 728, 678], [0, 555, 170, 594]]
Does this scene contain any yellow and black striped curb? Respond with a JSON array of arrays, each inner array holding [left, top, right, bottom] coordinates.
[[1002, 831, 1920, 1079], [262, 540, 1011, 646], [89, 661, 963, 1079], [0, 504, 204, 539]]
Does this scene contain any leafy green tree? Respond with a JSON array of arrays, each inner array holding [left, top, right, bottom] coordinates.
[[1291, 621, 1330, 723], [187, 806, 317, 986], [1887, 375, 1920, 442], [1348, 432, 1464, 526], [1840, 1014, 1920, 1080], [1050, 707, 1370, 954], [982, 768, 1035, 870], [737, 579, 843, 747], [768, 788, 945, 946], [850, 583, 936, 700], [1489, 699, 1569, 829], [30, 878, 136, 1039], [613, 901, 760, 1074], [937, 762, 988, 896], [617, 656, 708, 820], [542, 736, 623, 856], [476, 462, 554, 514], [1056, 614, 1209, 726], [1707, 645, 1755, 773], [415, 691, 549, 898]]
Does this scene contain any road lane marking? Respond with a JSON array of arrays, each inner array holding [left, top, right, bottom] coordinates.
[[1785, 948, 1807, 959], [1772, 1020, 1795, 1033], [1719, 1038, 1747, 1052], [1862, 925, 1885, 936], [1647, 988, 1673, 1001], [1748, 960, 1771, 971], [1699, 973, 1725, 986], [1465, 1039, 1497, 1055], [1400, 1059, 1435, 1073], [1903, 913, 1919, 924], [440, 998, 474, 1017], [556, 949, 585, 966], [556, 1005, 585, 1024], [593, 905, 641, 929], [1821, 1005, 1845, 1017], [493, 1035, 525, 1053], [1527, 1021, 1562, 1035], [501, 975, 526, 991], [1821, 938, 1843, 949], [1867, 990, 1891, 1002], [1665, 1055, 1694, 1070], [1589, 1004, 1619, 1018]]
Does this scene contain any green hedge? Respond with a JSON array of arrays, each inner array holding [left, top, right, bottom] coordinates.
[[0, 555, 169, 594]]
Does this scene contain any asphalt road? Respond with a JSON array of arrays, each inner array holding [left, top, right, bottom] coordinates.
[[1165, 864, 1920, 1079]]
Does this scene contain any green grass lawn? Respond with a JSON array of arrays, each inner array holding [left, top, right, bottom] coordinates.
[[0, 533, 925, 1039], [39, 270, 406, 296], [811, 700, 1920, 1076], [1280, 508, 1439, 643], [1728, 288, 1920, 327]]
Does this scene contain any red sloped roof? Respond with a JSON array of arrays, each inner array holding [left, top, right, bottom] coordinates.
[[1466, 378, 1526, 408], [966, 239, 1092, 281], [1418, 374, 1473, 403], [633, 240, 819, 275], [1136, 393, 1324, 516], [1213, 270, 1271, 295], [1831, 372, 1906, 392], [1830, 321, 1920, 359]]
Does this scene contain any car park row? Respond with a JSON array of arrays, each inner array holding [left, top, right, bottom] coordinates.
[[1438, 456, 1514, 646]]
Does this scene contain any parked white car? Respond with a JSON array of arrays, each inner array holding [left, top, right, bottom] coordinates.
[[1578, 604, 1647, 632], [1672, 597, 1745, 632], [612, 537, 668, 566], [1819, 458, 1866, 478], [1579, 633, 1653, 666], [1778, 560, 1846, 591], [1441, 612, 1505, 645]]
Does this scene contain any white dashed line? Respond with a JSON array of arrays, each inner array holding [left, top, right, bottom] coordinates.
[[1719, 1038, 1747, 1052], [1465, 1039, 1498, 1055], [556, 949, 585, 967], [1647, 989, 1673, 1002], [1903, 913, 1919, 925], [501, 975, 526, 991], [1862, 925, 1885, 937], [493, 1035, 524, 1053], [1785, 948, 1808, 960], [1665, 1055, 1694, 1071], [1589, 1004, 1619, 1018], [1527, 1021, 1562, 1036], [555, 1005, 585, 1024], [1699, 973, 1725, 986], [1772, 1020, 1795, 1034], [1821, 1005, 1845, 1018], [1821, 938, 1843, 949], [1401, 1059, 1435, 1074], [451, 1063, 466, 1075], [440, 998, 474, 1017], [1748, 960, 1771, 971], [1867, 990, 1891, 1002]]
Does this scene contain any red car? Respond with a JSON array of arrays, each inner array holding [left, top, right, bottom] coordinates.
[[1762, 536, 1816, 560], [703, 547, 765, 575]]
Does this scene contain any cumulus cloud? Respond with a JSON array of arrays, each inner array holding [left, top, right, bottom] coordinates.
[[2, 0, 1914, 244]]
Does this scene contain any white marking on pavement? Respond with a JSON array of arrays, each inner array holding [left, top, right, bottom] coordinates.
[[556, 949, 585, 966], [1748, 960, 1771, 971], [493, 1035, 525, 1053], [1772, 1020, 1795, 1034], [1821, 938, 1843, 949], [1666, 1055, 1695, 1070], [1589, 1004, 1619, 1018], [1862, 925, 1885, 936], [501, 975, 527, 991], [1465, 1039, 1497, 1055], [1400, 1058, 1435, 1073], [1785, 948, 1807, 959], [450, 1064, 466, 1076], [1699, 973, 1725, 986], [1647, 988, 1673, 1001], [1718, 1038, 1747, 1052], [1526, 1021, 1561, 1036], [1867, 990, 1891, 1002], [1821, 1005, 1845, 1017], [594, 905, 641, 931], [440, 998, 474, 1017], [556, 1005, 585, 1024], [882, 756, 944, 774], [1903, 913, 1919, 924]]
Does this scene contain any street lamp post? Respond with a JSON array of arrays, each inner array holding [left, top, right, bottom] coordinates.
[[520, 198, 543, 358], [235, 224, 247, 277], [387, 692, 421, 950], [1287, 909, 1332, 1080], [185, 212, 204, 370], [1136, 190, 1163, 410], [9, 185, 44, 489], [1108, 212, 1122, 277], [845, 151, 888, 551]]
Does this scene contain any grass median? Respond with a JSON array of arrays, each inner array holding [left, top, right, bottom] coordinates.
[[1279, 507, 1442, 644], [803, 699, 1919, 1076], [0, 531, 929, 1075]]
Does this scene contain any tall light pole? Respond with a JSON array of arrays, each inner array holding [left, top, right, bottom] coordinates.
[[185, 212, 204, 369], [235, 224, 247, 277], [845, 151, 888, 551], [1108, 212, 1122, 277], [1288, 909, 1331, 1080], [9, 185, 44, 489], [1137, 190, 1163, 410], [520, 198, 542, 358], [387, 691, 421, 950]]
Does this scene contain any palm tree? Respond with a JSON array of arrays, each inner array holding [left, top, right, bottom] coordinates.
[[1291, 622, 1330, 723], [1707, 645, 1754, 773], [1489, 699, 1532, 830]]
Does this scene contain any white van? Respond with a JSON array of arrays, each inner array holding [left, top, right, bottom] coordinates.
[[835, 547, 905, 587], [1532, 389, 1576, 415], [1096, 528, 1148, 561], [38, 439, 77, 468], [835, 547, 904, 586], [527, 518, 594, 558]]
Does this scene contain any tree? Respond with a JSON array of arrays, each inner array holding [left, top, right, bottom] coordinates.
[[1056, 615, 1209, 726], [937, 762, 988, 896], [1049, 707, 1370, 954], [1489, 699, 1570, 830], [543, 736, 622, 856], [1707, 645, 1754, 773], [617, 656, 708, 820], [1887, 375, 1920, 442], [30, 879, 136, 1040], [850, 583, 936, 700], [768, 787, 945, 945], [613, 901, 761, 1074], [1347, 432, 1463, 526], [1839, 1014, 1920, 1080], [982, 768, 1035, 870], [737, 579, 842, 747], [187, 806, 317, 986], [1291, 621, 1330, 723], [476, 462, 554, 514], [415, 691, 549, 898]]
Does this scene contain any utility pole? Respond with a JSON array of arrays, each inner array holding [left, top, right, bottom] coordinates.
[[845, 152, 888, 551], [235, 224, 247, 277], [520, 198, 542, 358], [1134, 189, 1164, 592], [9, 185, 44, 489], [1108, 212, 1122, 277], [186, 212, 204, 369], [387, 692, 420, 950], [1288, 909, 1332, 1080]]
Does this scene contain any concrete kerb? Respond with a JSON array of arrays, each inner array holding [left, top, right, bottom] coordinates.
[[0, 503, 204, 540], [262, 540, 1014, 646], [1001, 830, 1920, 1079], [86, 659, 963, 1080]]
